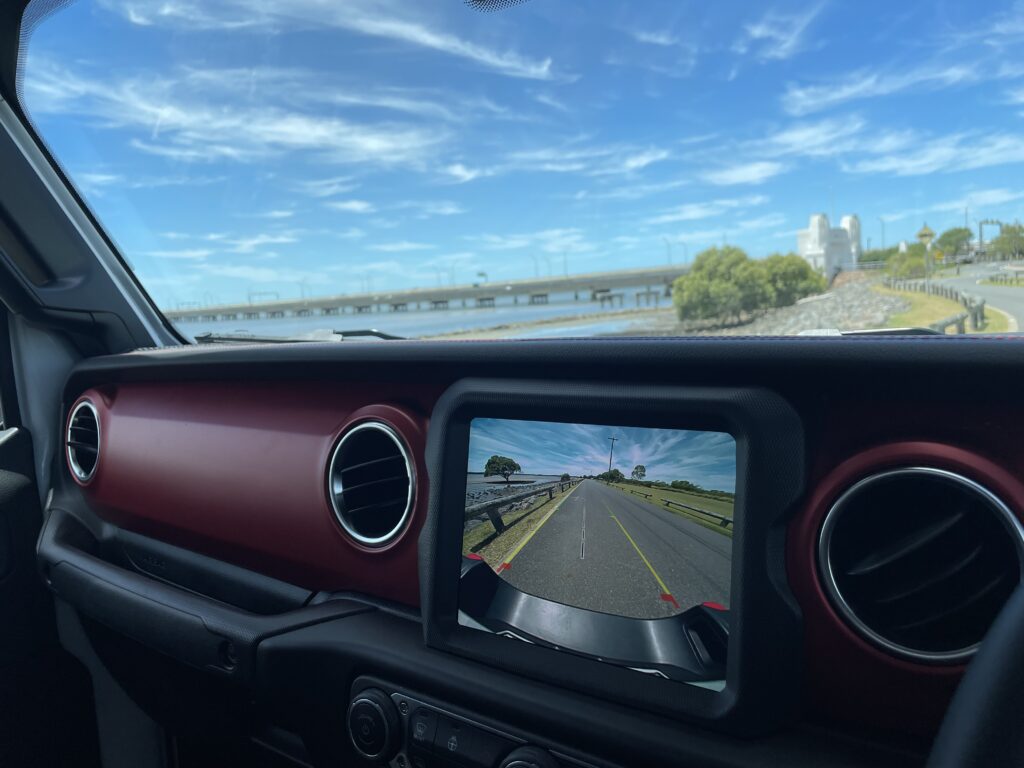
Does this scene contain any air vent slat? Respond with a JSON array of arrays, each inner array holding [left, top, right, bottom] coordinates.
[[874, 544, 984, 605], [340, 455, 405, 475], [891, 574, 1008, 634], [820, 467, 1023, 663], [66, 401, 100, 483], [340, 475, 410, 496], [845, 511, 964, 577], [345, 499, 409, 517], [327, 422, 413, 547]]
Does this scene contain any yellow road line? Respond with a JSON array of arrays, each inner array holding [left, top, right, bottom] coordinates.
[[609, 511, 671, 595], [498, 482, 581, 571]]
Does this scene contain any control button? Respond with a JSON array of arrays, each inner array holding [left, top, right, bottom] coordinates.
[[347, 688, 399, 762], [409, 707, 438, 751], [469, 728, 516, 768], [350, 703, 386, 756], [434, 715, 477, 763], [498, 746, 559, 768]]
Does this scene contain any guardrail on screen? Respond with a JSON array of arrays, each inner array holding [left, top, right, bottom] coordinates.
[[465, 479, 580, 533], [659, 497, 733, 528]]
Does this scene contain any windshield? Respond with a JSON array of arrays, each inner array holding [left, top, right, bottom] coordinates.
[[16, 0, 1024, 341]]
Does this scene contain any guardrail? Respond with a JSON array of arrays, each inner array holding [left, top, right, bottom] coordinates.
[[659, 498, 733, 528], [628, 489, 652, 499], [465, 479, 580, 533], [987, 273, 1024, 286], [885, 278, 986, 332]]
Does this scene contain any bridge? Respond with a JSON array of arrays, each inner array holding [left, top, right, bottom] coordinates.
[[165, 264, 690, 323]]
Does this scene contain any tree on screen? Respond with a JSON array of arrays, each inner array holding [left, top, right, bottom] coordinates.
[[631, 465, 646, 481], [560, 473, 571, 482], [484, 455, 522, 484]]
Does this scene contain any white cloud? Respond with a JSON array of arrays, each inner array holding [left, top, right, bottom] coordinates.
[[368, 241, 436, 252], [442, 163, 494, 183], [631, 29, 679, 47], [470, 228, 595, 254], [257, 210, 294, 219], [881, 188, 1024, 222], [144, 248, 214, 260], [225, 233, 299, 253], [733, 5, 824, 62], [28, 61, 446, 167], [398, 200, 466, 217], [326, 200, 377, 214], [842, 132, 1024, 176], [701, 161, 785, 186], [782, 63, 980, 116], [647, 195, 768, 225], [295, 176, 359, 198], [99, 0, 560, 80], [199, 263, 329, 284]]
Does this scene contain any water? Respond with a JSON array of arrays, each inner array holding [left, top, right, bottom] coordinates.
[[172, 286, 667, 339]]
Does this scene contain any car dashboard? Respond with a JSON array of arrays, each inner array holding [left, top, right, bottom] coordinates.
[[37, 336, 1024, 768]]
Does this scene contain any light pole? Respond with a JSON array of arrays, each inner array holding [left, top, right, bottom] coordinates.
[[879, 217, 886, 250], [529, 254, 540, 278], [663, 237, 672, 265], [607, 436, 618, 473], [476, 271, 488, 283]]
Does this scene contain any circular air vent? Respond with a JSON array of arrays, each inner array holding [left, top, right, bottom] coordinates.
[[326, 421, 414, 547], [819, 467, 1024, 663], [66, 400, 100, 484]]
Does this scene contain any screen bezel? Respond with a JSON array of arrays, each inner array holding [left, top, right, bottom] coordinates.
[[420, 379, 804, 734]]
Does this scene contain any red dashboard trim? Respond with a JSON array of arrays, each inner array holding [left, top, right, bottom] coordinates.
[[789, 440, 1024, 739], [71, 382, 445, 607]]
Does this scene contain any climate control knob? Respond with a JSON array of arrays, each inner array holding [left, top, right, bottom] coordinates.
[[500, 745, 559, 768], [347, 688, 399, 763]]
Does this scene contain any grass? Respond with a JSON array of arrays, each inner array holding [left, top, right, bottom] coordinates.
[[981, 276, 1024, 288], [609, 483, 734, 538], [462, 483, 577, 568], [874, 286, 1010, 334]]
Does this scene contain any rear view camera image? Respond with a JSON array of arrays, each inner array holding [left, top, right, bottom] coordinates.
[[459, 418, 736, 686]]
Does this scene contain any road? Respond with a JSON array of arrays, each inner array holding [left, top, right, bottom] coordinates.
[[935, 263, 1024, 329], [499, 479, 731, 620]]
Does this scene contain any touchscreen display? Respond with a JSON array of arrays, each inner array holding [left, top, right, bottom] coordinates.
[[458, 418, 736, 687]]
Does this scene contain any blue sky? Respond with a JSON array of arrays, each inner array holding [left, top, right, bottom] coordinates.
[[18, 0, 1024, 308], [468, 418, 736, 492]]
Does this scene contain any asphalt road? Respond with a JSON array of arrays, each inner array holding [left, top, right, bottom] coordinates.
[[935, 263, 1024, 329], [499, 479, 731, 619]]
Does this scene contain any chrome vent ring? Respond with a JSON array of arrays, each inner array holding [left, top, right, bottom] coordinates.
[[67, 400, 100, 484], [326, 421, 414, 547], [819, 467, 1024, 663]]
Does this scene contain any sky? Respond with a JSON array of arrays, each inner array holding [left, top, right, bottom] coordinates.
[[467, 418, 737, 492], [17, 0, 1024, 309]]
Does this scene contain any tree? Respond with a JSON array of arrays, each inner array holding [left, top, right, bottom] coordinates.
[[886, 243, 927, 279], [990, 224, 1024, 259], [597, 468, 625, 483], [484, 455, 522, 484], [560, 473, 571, 482], [672, 246, 822, 324], [761, 253, 826, 307], [936, 227, 972, 258], [631, 465, 646, 481]]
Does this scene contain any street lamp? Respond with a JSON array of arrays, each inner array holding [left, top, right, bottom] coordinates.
[[476, 271, 488, 283], [607, 436, 618, 473], [879, 217, 886, 250]]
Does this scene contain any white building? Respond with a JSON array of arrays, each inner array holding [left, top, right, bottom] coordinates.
[[797, 214, 862, 278]]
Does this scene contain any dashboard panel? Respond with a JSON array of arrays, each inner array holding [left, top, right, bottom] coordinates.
[[40, 337, 1024, 767]]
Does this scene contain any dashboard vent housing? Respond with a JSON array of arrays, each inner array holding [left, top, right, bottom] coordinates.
[[66, 400, 100, 484], [819, 467, 1024, 663], [327, 422, 414, 547]]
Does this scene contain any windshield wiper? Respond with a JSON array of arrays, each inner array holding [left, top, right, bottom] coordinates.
[[194, 332, 313, 344], [332, 329, 406, 341]]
